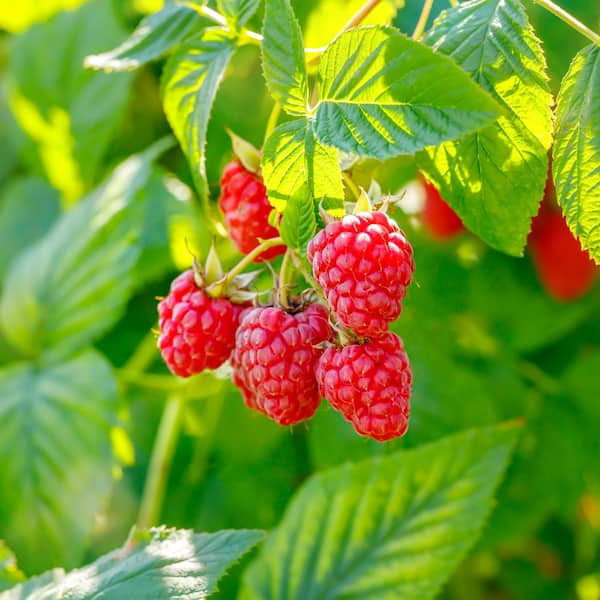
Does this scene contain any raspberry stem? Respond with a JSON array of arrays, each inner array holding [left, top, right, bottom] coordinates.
[[207, 236, 284, 296], [412, 0, 435, 40], [278, 248, 294, 308], [137, 393, 184, 529]]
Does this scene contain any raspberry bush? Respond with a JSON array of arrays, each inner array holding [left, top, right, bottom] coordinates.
[[0, 0, 598, 599]]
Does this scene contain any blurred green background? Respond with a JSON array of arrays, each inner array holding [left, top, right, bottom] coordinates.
[[0, 1, 599, 598]]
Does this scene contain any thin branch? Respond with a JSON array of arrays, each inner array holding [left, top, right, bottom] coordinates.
[[530, 0, 600, 46], [412, 0, 435, 40]]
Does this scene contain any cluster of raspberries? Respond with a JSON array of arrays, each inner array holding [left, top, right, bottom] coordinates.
[[157, 160, 415, 441]]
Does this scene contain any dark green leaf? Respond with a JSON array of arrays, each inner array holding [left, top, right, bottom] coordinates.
[[279, 186, 317, 254], [218, 0, 260, 29], [162, 27, 237, 202], [85, 2, 209, 71], [9, 0, 134, 203], [0, 141, 170, 361], [0, 350, 118, 574], [262, 119, 344, 211], [418, 0, 553, 256], [553, 44, 600, 265], [313, 26, 500, 159], [241, 425, 519, 600], [0, 178, 60, 283], [261, 0, 308, 115], [0, 528, 263, 599]]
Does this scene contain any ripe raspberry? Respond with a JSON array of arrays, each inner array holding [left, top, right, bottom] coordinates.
[[158, 270, 247, 377], [308, 212, 414, 338], [218, 160, 285, 261], [317, 333, 411, 441], [529, 205, 597, 301], [231, 303, 331, 425], [421, 178, 464, 239]]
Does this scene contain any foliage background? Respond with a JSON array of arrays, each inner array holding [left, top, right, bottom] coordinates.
[[0, 0, 599, 598]]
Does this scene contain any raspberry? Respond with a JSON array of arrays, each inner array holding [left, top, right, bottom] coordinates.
[[231, 303, 331, 425], [158, 270, 247, 377], [218, 161, 285, 261], [316, 333, 411, 441], [529, 205, 597, 301], [308, 212, 414, 338], [421, 178, 464, 239]]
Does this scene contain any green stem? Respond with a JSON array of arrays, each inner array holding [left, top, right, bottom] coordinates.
[[278, 248, 294, 307], [448, 0, 459, 6], [118, 370, 183, 392], [530, 0, 600, 45], [220, 237, 284, 285], [137, 394, 184, 529], [339, 0, 383, 32], [412, 0, 435, 39], [122, 331, 158, 375]]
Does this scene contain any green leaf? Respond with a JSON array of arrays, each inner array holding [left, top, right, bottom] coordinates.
[[0, 542, 25, 592], [9, 0, 134, 205], [553, 44, 600, 265], [218, 0, 260, 29], [0, 350, 118, 574], [418, 0, 554, 256], [0, 141, 169, 361], [84, 2, 209, 71], [162, 27, 237, 202], [261, 0, 308, 115], [241, 424, 519, 600], [262, 119, 344, 211], [135, 170, 200, 285], [279, 186, 317, 254], [0, 528, 263, 599], [0, 178, 60, 283], [313, 26, 500, 159]]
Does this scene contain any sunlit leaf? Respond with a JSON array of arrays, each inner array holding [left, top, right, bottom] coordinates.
[[0, 528, 263, 599], [418, 0, 553, 256], [314, 26, 500, 159], [162, 27, 237, 202], [553, 44, 600, 265], [262, 0, 308, 115], [241, 425, 519, 600], [262, 119, 344, 211], [85, 2, 209, 71]]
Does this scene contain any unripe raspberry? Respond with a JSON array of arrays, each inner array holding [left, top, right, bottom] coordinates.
[[218, 160, 285, 261], [231, 303, 331, 425], [529, 205, 597, 301], [158, 270, 247, 377], [308, 212, 414, 338], [421, 178, 464, 239], [317, 333, 411, 441]]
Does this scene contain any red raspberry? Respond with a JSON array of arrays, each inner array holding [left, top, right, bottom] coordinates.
[[231, 303, 331, 425], [218, 161, 285, 261], [308, 212, 414, 338], [421, 178, 464, 239], [317, 333, 411, 441], [157, 270, 247, 377], [529, 205, 597, 301]]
